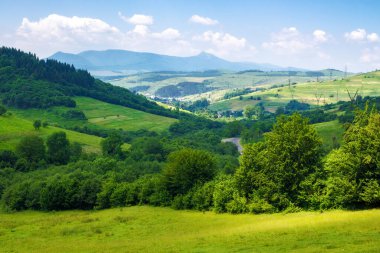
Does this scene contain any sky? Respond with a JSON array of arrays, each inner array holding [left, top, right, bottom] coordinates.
[[1, 0, 380, 72]]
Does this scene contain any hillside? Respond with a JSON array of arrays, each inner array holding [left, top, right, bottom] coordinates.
[[1, 206, 380, 252], [110, 69, 349, 100], [49, 50, 305, 75], [209, 71, 380, 112], [11, 97, 177, 132], [0, 115, 103, 153], [0, 47, 178, 118]]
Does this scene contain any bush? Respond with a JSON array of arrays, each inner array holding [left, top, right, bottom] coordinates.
[[248, 198, 276, 214], [226, 194, 248, 214], [213, 175, 236, 213]]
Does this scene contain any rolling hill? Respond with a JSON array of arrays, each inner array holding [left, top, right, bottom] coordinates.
[[208, 70, 380, 112], [48, 49, 305, 75], [0, 47, 178, 119]]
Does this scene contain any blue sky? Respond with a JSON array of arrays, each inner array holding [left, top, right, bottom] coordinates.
[[1, 0, 380, 72]]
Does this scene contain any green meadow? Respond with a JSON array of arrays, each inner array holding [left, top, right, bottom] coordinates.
[[210, 71, 380, 112], [0, 115, 103, 154], [1, 206, 379, 253], [12, 97, 177, 133], [75, 97, 177, 132], [314, 120, 345, 151]]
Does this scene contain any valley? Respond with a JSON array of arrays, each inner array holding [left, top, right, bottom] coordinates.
[[1, 1, 380, 250]]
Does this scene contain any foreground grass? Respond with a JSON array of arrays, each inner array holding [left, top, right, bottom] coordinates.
[[0, 206, 379, 252]]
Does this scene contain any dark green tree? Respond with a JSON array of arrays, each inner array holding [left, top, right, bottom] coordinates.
[[33, 120, 41, 130], [163, 148, 216, 196], [101, 133, 124, 158], [15, 135, 45, 164], [46, 131, 70, 165], [0, 104, 7, 116]]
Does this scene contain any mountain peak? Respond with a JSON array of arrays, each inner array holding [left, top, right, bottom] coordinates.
[[196, 51, 217, 58]]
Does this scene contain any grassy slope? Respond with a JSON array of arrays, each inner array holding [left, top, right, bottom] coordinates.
[[75, 97, 177, 132], [12, 97, 177, 132], [1, 206, 380, 252], [314, 120, 345, 151], [0, 115, 102, 154], [210, 71, 380, 112], [111, 71, 348, 100]]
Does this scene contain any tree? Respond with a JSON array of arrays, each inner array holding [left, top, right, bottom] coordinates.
[[101, 132, 124, 158], [163, 148, 216, 196], [324, 107, 380, 208], [244, 104, 264, 119], [16, 135, 45, 163], [33, 120, 41, 130], [0, 104, 7, 116], [46, 132, 70, 165], [0, 150, 18, 168], [69, 142, 82, 162], [235, 113, 322, 209]]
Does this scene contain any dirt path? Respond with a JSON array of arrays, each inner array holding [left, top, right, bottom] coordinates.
[[222, 137, 243, 154]]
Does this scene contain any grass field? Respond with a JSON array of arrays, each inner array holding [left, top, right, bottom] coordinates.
[[0, 206, 379, 252], [12, 97, 177, 133], [314, 120, 345, 151], [0, 115, 103, 154], [75, 97, 177, 132], [210, 71, 380, 112]]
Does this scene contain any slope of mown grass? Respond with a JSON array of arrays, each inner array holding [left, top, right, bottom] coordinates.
[[0, 206, 379, 252], [0, 115, 102, 153], [12, 97, 177, 132], [75, 97, 177, 132]]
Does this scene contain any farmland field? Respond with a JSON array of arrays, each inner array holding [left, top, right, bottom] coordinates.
[[0, 206, 379, 253]]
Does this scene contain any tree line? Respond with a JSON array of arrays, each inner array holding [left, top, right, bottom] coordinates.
[[1, 106, 379, 213]]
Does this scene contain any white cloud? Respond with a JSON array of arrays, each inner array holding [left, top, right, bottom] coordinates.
[[317, 51, 331, 60], [196, 31, 246, 49], [152, 28, 181, 40], [313, 29, 328, 42], [360, 47, 380, 63], [262, 27, 313, 54], [192, 31, 256, 61], [367, 33, 379, 42], [15, 14, 122, 55], [11, 14, 192, 57], [118, 12, 153, 25], [345, 29, 366, 41], [189, 15, 218, 25]]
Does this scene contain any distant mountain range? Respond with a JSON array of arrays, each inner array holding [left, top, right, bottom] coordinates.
[[48, 50, 306, 76]]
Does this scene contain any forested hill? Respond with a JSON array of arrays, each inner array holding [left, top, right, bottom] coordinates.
[[0, 47, 177, 118]]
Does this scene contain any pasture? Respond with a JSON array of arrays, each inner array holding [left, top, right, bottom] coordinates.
[[0, 115, 103, 154], [0, 206, 379, 252]]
